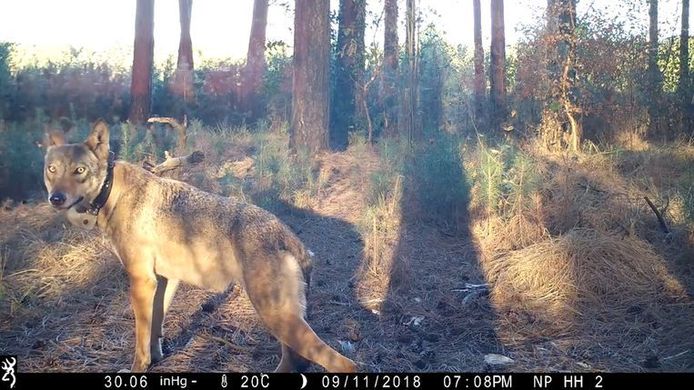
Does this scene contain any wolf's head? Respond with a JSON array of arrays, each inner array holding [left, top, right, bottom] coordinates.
[[43, 120, 111, 211]]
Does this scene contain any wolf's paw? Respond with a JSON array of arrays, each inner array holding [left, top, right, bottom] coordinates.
[[151, 338, 164, 363]]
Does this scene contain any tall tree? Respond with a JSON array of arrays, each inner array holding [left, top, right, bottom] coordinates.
[[382, 0, 398, 136], [473, 0, 485, 126], [648, 0, 661, 136], [402, 0, 418, 142], [680, 0, 690, 133], [170, 0, 194, 112], [290, 0, 331, 154], [558, 0, 580, 151], [241, 0, 269, 120], [331, 0, 366, 149], [129, 0, 155, 124], [542, 0, 581, 151], [490, 0, 506, 130]]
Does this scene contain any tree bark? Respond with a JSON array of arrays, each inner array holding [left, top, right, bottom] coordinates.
[[403, 0, 418, 143], [541, 0, 581, 151], [648, 0, 661, 137], [129, 0, 155, 124], [490, 0, 506, 131], [473, 0, 485, 127], [242, 0, 269, 121], [170, 0, 194, 113], [383, 0, 399, 137], [331, 0, 366, 149], [559, 0, 581, 151], [541, 0, 560, 148], [680, 0, 691, 134], [290, 0, 330, 155]]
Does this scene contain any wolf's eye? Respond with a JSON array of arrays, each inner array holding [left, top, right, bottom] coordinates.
[[47, 165, 57, 173], [74, 166, 86, 175]]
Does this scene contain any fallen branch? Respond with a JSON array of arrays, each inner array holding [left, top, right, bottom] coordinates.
[[143, 150, 205, 176], [147, 116, 187, 152], [644, 196, 670, 234]]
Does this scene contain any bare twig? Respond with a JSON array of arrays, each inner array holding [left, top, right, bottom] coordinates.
[[644, 196, 670, 234], [143, 150, 204, 176]]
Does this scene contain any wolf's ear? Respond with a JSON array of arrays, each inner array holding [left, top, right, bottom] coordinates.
[[45, 130, 66, 147], [85, 119, 110, 159]]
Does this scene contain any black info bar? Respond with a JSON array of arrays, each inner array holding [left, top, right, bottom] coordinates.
[[3, 373, 692, 390]]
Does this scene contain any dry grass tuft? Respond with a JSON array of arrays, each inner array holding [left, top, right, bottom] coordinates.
[[614, 128, 650, 151], [485, 228, 686, 338]]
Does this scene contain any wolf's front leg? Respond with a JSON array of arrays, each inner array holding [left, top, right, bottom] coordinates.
[[150, 275, 180, 363], [129, 271, 158, 372]]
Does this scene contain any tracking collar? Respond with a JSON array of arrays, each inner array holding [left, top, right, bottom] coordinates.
[[87, 152, 115, 216]]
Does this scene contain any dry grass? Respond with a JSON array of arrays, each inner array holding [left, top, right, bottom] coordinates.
[[469, 141, 694, 371], [485, 229, 686, 338]]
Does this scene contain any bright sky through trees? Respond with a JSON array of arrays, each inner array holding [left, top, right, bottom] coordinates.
[[0, 0, 689, 66]]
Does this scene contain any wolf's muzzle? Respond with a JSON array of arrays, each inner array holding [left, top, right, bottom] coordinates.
[[49, 193, 66, 207]]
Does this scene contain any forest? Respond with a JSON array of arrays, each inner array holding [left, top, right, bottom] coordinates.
[[1, 0, 693, 373]]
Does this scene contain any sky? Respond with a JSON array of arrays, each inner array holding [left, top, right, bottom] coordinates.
[[0, 0, 690, 66]]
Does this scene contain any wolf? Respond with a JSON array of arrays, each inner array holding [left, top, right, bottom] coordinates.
[[43, 120, 357, 373]]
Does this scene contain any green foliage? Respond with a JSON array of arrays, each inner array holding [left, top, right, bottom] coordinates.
[[0, 120, 47, 200], [418, 26, 447, 133], [417, 26, 473, 135], [476, 144, 505, 215], [470, 142, 541, 219], [406, 134, 469, 225], [0, 42, 13, 120], [151, 55, 179, 117], [263, 41, 292, 122], [658, 37, 694, 94], [255, 127, 318, 209]]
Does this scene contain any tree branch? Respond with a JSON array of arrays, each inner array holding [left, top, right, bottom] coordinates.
[[147, 116, 188, 152], [644, 196, 670, 234]]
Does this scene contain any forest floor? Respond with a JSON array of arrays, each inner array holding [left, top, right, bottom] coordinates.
[[1, 127, 694, 373]]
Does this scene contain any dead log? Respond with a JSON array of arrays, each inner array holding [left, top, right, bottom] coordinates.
[[143, 150, 204, 176]]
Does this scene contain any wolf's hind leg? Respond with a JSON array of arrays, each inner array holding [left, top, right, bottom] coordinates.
[[276, 343, 311, 372]]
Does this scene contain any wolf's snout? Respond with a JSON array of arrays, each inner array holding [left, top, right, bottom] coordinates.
[[49, 192, 66, 207]]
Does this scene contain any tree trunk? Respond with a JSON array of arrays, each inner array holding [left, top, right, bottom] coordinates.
[[541, 0, 581, 151], [680, 0, 691, 134], [331, 0, 366, 150], [129, 0, 155, 124], [170, 0, 194, 116], [648, 0, 661, 137], [403, 0, 418, 143], [473, 0, 485, 127], [383, 0, 399, 137], [290, 0, 330, 155], [541, 0, 560, 148], [559, 0, 581, 151], [242, 0, 269, 121], [490, 0, 506, 131]]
